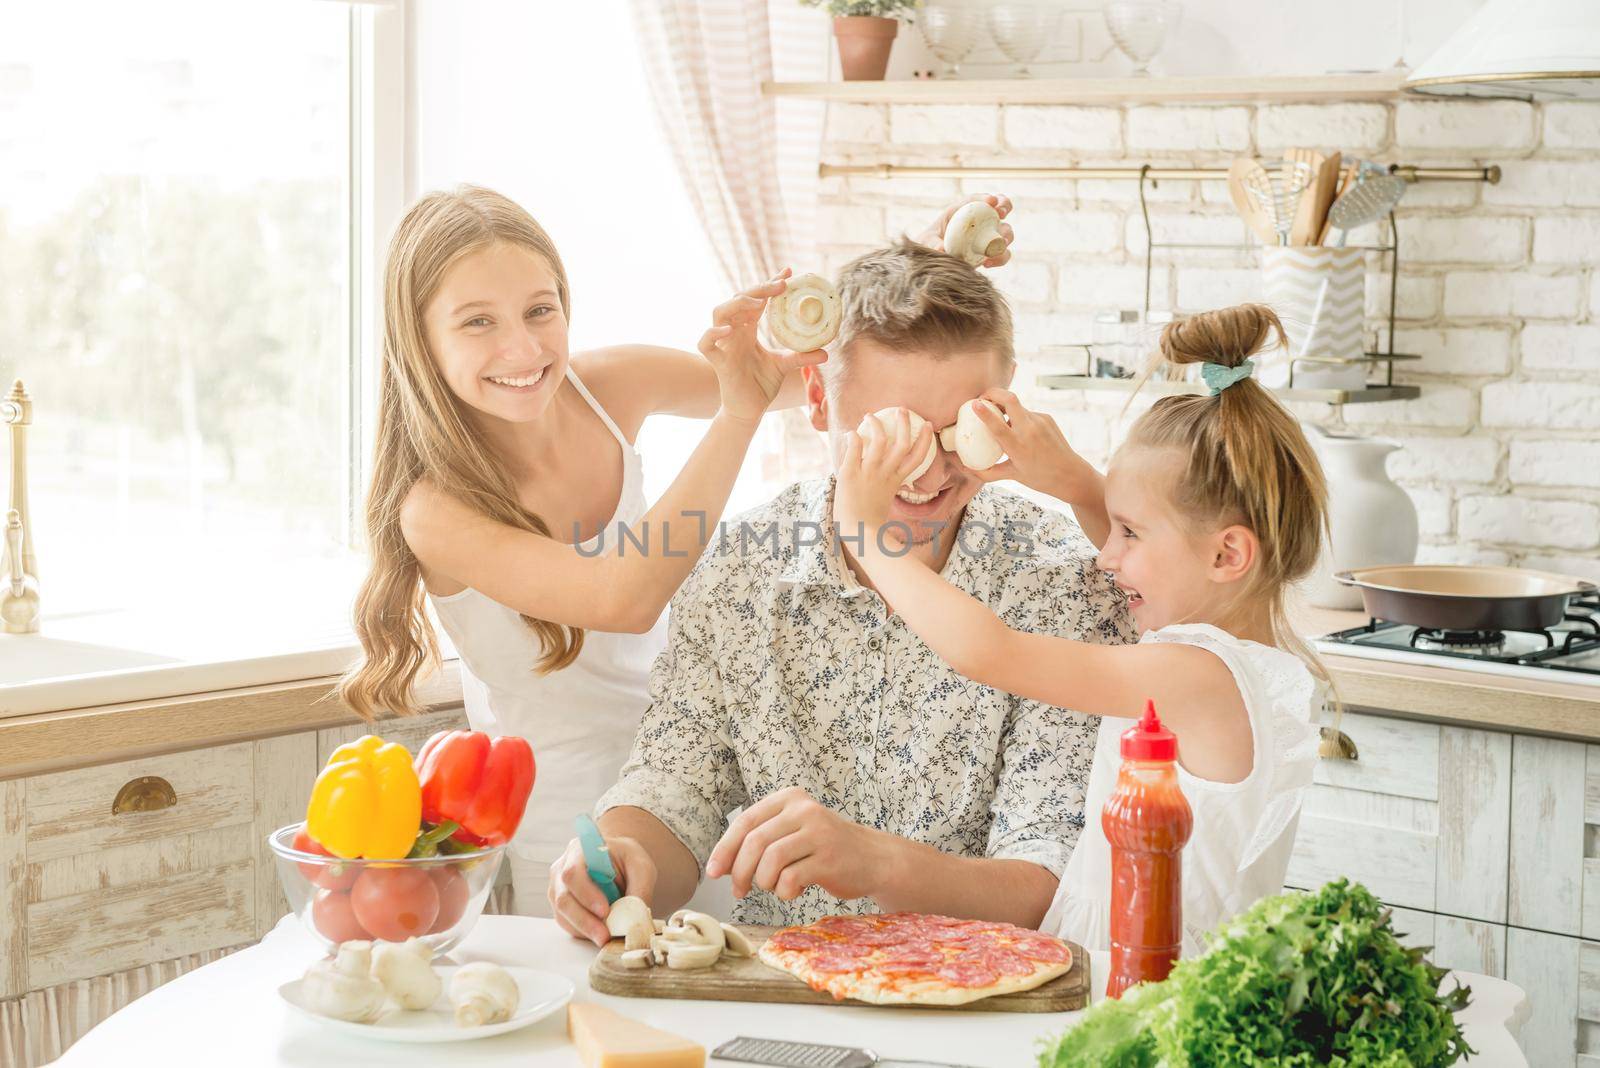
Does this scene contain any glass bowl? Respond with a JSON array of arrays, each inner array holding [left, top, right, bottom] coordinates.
[[269, 822, 506, 955]]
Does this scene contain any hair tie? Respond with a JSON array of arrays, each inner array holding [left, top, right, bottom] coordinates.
[[1201, 358, 1255, 396]]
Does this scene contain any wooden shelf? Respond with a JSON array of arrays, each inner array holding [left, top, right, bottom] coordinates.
[[762, 72, 1408, 106], [1037, 373, 1421, 406]]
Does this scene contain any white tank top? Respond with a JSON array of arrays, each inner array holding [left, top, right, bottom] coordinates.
[[429, 368, 667, 912], [1042, 624, 1323, 955]]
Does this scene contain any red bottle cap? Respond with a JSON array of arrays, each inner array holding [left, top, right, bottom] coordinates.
[[1120, 699, 1178, 762]]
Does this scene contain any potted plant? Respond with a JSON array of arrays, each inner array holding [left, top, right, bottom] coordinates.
[[802, 0, 920, 81]]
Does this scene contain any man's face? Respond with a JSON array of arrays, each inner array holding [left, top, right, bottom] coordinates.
[[805, 337, 1014, 547]]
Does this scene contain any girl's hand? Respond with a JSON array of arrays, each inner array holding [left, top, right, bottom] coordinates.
[[917, 194, 1015, 268], [968, 389, 1098, 504], [834, 408, 933, 549], [699, 269, 827, 424]]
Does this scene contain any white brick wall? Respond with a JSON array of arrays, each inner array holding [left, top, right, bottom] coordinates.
[[814, 97, 1600, 571]]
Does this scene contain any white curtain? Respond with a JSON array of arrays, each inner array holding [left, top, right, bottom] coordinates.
[[625, 0, 829, 289]]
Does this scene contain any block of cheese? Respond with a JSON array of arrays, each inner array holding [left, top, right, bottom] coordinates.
[[568, 1004, 706, 1068]]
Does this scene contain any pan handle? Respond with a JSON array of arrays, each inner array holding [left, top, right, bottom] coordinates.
[[1580, 581, 1598, 594], [1333, 571, 1358, 587]]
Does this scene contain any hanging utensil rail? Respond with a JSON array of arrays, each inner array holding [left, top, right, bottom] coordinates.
[[819, 163, 1500, 183]]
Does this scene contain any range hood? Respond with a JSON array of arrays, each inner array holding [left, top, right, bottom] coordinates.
[[1406, 0, 1600, 99]]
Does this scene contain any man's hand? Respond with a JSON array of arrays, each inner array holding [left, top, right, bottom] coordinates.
[[916, 194, 1015, 268], [548, 834, 660, 947], [700, 268, 828, 424], [705, 787, 892, 902]]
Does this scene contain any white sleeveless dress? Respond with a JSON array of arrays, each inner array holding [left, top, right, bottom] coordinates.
[[1042, 624, 1324, 955], [429, 368, 667, 916]]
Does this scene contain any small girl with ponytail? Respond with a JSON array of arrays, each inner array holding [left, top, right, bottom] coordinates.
[[833, 302, 1329, 952]]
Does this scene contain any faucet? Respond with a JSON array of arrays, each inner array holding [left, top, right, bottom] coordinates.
[[2, 379, 38, 634]]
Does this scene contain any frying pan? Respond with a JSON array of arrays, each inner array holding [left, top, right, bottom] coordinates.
[[1335, 565, 1598, 632]]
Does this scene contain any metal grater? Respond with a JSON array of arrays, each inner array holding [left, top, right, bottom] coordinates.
[[712, 1037, 984, 1068]]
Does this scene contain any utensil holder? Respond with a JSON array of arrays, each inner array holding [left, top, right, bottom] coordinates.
[[1260, 247, 1366, 390]]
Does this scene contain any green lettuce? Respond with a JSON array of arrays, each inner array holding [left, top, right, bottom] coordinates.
[[1038, 880, 1474, 1068]]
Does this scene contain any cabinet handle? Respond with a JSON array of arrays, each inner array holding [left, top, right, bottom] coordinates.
[[111, 775, 177, 814], [1318, 727, 1359, 762]]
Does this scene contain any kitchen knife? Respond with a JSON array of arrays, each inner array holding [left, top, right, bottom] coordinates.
[[575, 813, 622, 904], [713, 1037, 983, 1068]]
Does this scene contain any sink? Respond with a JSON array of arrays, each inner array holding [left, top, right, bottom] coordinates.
[[0, 634, 181, 686]]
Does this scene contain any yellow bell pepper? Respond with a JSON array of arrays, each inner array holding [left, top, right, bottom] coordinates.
[[305, 734, 422, 860]]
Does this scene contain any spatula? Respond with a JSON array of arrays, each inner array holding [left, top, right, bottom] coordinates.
[[713, 1037, 982, 1068], [1227, 157, 1279, 246], [1288, 150, 1341, 247]]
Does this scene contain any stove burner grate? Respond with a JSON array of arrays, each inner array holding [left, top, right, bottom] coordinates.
[[1410, 628, 1513, 653]]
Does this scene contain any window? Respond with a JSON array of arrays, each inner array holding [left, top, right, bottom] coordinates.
[[1, 1, 363, 620]]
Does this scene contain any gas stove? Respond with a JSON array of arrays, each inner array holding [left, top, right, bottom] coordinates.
[[1313, 592, 1600, 686]]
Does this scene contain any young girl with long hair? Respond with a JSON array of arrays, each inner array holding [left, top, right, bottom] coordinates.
[[834, 303, 1329, 950]]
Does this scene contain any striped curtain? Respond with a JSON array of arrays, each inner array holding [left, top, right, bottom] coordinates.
[[626, 0, 829, 289]]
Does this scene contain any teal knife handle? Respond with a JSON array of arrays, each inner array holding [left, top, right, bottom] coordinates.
[[575, 814, 622, 904]]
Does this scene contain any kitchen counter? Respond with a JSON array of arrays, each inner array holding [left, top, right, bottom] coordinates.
[[8, 605, 1598, 779], [1295, 605, 1600, 743], [53, 914, 1530, 1068]]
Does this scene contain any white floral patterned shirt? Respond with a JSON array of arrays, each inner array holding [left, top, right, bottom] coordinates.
[[596, 477, 1133, 926]]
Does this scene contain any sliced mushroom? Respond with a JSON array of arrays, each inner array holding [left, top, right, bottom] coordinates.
[[665, 942, 723, 970], [619, 949, 654, 970], [665, 911, 725, 954], [652, 918, 666, 935], [604, 896, 653, 941], [720, 924, 754, 958], [649, 935, 672, 966], [623, 921, 654, 953]]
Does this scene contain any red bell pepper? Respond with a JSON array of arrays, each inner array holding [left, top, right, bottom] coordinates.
[[415, 730, 535, 847]]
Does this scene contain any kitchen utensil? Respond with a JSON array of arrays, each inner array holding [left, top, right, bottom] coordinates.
[[1271, 157, 1316, 246], [1335, 565, 1599, 632], [987, 3, 1062, 77], [915, 1, 980, 77], [590, 925, 1089, 1013], [1288, 150, 1342, 247], [278, 965, 573, 1043], [1319, 167, 1407, 247], [1228, 157, 1280, 245], [1104, 1, 1181, 76], [713, 1037, 982, 1068], [268, 823, 506, 955], [575, 812, 622, 904]]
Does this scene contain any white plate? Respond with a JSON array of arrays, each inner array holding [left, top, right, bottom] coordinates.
[[279, 965, 573, 1043]]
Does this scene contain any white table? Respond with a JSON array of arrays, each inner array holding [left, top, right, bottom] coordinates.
[[55, 916, 1532, 1067]]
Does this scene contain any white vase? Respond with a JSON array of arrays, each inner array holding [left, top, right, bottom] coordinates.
[[1301, 426, 1419, 610]]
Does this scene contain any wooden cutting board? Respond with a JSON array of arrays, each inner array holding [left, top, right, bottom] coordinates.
[[588, 925, 1088, 1013]]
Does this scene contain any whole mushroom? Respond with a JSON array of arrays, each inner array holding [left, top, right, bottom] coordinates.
[[937, 399, 1006, 471], [764, 273, 841, 352], [859, 408, 938, 487], [943, 201, 1006, 267]]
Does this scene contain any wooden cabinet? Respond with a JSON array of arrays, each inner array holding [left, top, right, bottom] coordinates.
[[1288, 716, 1599, 1067], [0, 706, 468, 1065]]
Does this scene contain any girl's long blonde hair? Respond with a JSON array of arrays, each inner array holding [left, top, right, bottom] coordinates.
[[340, 185, 584, 722], [1130, 303, 1332, 688]]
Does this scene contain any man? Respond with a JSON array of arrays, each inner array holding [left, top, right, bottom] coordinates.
[[549, 239, 1131, 944]]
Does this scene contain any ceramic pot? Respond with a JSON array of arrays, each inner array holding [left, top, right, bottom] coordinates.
[[1260, 246, 1367, 392], [834, 16, 898, 80], [1302, 426, 1419, 610]]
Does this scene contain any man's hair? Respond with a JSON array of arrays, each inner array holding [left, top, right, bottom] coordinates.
[[831, 240, 1015, 377]]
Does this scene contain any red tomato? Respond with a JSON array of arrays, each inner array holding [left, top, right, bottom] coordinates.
[[293, 829, 358, 892], [428, 867, 471, 933], [351, 867, 440, 941], [311, 889, 370, 944]]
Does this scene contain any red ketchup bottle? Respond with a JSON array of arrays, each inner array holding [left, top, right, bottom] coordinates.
[[1103, 699, 1194, 998]]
